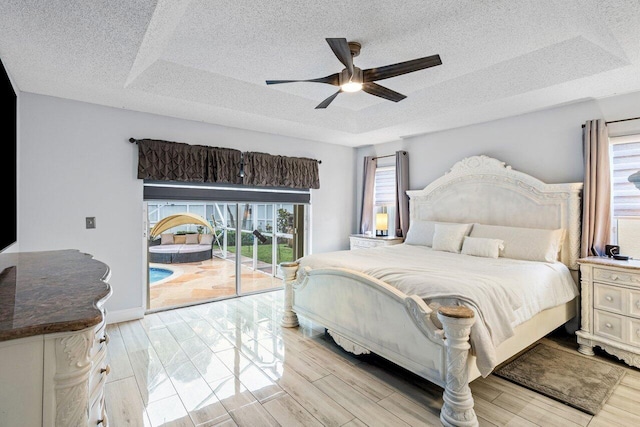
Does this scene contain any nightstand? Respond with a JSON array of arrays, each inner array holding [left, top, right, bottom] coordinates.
[[349, 234, 403, 250], [576, 256, 640, 368]]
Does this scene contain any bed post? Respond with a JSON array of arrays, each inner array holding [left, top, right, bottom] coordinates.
[[437, 306, 478, 427], [280, 261, 299, 328]]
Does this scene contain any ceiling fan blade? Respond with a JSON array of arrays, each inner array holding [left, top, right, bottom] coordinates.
[[363, 54, 442, 82], [326, 38, 354, 78], [362, 83, 406, 102], [315, 90, 341, 109], [266, 73, 339, 86]]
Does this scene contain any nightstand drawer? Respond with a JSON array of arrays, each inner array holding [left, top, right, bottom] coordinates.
[[349, 235, 403, 250], [594, 283, 624, 314], [594, 267, 640, 287], [594, 310, 624, 342]]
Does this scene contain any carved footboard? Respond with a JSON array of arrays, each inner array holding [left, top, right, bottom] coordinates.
[[280, 262, 479, 427]]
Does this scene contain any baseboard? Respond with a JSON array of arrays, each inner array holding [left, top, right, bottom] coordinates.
[[106, 307, 145, 324]]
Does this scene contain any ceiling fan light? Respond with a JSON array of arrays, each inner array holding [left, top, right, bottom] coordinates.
[[341, 81, 363, 92]]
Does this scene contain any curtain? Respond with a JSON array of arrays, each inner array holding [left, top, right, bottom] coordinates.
[[279, 154, 320, 189], [581, 119, 611, 257], [137, 139, 209, 182], [137, 139, 320, 188], [203, 146, 242, 185], [394, 151, 409, 238], [137, 139, 242, 184], [360, 156, 377, 234], [243, 152, 320, 189]]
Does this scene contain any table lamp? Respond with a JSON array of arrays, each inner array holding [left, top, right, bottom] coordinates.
[[376, 213, 388, 237]]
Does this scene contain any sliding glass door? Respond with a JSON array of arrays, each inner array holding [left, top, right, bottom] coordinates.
[[237, 203, 302, 294], [146, 199, 307, 312]]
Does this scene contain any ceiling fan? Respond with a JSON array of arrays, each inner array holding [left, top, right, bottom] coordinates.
[[266, 38, 442, 109]]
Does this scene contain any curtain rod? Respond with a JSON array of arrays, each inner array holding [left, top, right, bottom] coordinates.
[[371, 151, 407, 160], [581, 116, 640, 128], [128, 138, 322, 163]]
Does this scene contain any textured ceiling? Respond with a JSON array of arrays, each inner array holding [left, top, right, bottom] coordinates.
[[1, 0, 639, 147]]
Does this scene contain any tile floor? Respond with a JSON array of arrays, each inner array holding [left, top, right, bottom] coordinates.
[[106, 290, 640, 426]]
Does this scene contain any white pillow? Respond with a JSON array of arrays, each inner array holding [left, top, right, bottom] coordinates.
[[160, 233, 174, 245], [461, 236, 504, 258], [432, 223, 472, 253], [469, 224, 564, 262], [199, 234, 214, 245], [185, 234, 199, 244], [404, 220, 472, 247]]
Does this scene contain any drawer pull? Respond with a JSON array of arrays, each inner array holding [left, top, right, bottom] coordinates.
[[605, 295, 613, 302], [99, 333, 109, 344], [100, 365, 111, 376], [605, 322, 613, 329]]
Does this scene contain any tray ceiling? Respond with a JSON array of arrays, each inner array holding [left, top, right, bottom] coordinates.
[[1, 0, 639, 147]]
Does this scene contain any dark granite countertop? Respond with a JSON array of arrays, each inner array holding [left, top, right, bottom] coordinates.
[[0, 249, 111, 342]]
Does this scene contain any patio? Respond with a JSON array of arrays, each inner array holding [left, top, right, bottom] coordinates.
[[149, 254, 281, 310]]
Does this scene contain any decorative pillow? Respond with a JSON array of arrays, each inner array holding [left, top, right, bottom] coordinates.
[[199, 234, 214, 245], [461, 236, 504, 258], [469, 223, 564, 262], [185, 234, 199, 244], [173, 235, 187, 244], [160, 233, 174, 245], [432, 223, 473, 253], [404, 220, 472, 247]]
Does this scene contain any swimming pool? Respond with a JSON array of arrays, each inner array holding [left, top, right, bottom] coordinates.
[[150, 267, 173, 283]]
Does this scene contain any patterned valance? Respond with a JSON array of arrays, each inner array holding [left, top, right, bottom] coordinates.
[[137, 139, 210, 182], [135, 139, 319, 189], [205, 146, 243, 185], [243, 152, 320, 189]]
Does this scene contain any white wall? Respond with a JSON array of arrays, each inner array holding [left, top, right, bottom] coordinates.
[[18, 93, 356, 319], [355, 92, 640, 226]]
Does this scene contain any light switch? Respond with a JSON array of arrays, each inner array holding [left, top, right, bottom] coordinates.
[[86, 217, 96, 229]]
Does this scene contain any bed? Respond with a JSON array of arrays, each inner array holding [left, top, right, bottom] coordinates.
[[279, 155, 583, 427]]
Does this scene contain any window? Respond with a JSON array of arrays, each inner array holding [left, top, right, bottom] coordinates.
[[610, 136, 640, 258], [374, 165, 396, 236], [374, 166, 395, 206]]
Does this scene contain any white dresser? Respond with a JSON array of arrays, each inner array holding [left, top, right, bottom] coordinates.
[[0, 250, 112, 426], [349, 234, 403, 250], [576, 256, 640, 368]]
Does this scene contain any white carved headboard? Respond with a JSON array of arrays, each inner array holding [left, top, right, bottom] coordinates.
[[406, 155, 583, 270]]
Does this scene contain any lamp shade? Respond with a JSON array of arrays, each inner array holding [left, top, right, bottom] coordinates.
[[376, 213, 388, 231]]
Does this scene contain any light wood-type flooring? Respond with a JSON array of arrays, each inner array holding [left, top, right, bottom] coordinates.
[[106, 290, 640, 426]]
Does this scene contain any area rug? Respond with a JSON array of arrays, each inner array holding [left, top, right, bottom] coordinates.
[[493, 343, 625, 415]]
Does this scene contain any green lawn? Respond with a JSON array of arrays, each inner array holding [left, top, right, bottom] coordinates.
[[228, 243, 294, 264]]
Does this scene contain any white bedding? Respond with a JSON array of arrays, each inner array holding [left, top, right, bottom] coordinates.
[[297, 244, 578, 376]]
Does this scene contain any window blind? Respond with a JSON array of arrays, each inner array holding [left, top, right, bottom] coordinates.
[[374, 167, 395, 206], [144, 181, 311, 204], [612, 141, 640, 217]]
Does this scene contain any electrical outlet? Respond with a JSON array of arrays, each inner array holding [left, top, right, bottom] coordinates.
[[86, 217, 96, 229]]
